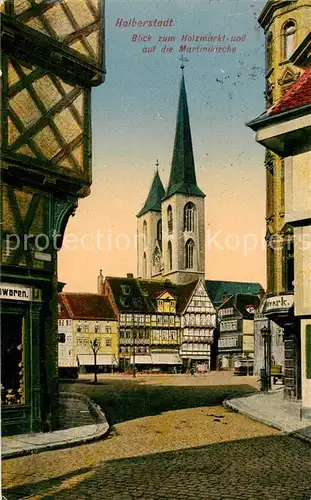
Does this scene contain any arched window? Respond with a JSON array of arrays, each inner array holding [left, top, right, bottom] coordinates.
[[167, 206, 173, 234], [185, 239, 194, 269], [266, 32, 273, 70], [143, 252, 147, 277], [143, 220, 147, 248], [184, 202, 196, 232], [168, 241, 172, 270], [157, 219, 162, 246], [153, 247, 161, 274], [283, 20, 296, 60]]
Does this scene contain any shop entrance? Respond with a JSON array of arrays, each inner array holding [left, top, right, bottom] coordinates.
[[1, 313, 24, 406]]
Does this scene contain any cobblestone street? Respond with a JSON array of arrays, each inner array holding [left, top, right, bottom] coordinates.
[[2, 374, 311, 499]]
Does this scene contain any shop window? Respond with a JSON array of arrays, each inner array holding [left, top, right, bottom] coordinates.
[[1, 313, 25, 406]]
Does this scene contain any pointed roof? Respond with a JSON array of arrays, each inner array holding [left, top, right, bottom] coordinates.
[[137, 169, 165, 217], [163, 72, 205, 201]]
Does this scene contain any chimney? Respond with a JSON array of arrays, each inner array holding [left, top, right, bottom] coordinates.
[[97, 269, 103, 295]]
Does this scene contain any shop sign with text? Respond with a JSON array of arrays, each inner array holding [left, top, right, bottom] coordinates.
[[264, 294, 294, 313], [0, 283, 32, 301]]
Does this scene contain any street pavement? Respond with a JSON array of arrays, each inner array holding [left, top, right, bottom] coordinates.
[[2, 373, 311, 500]]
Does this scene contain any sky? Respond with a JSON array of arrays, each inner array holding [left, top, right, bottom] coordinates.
[[58, 0, 268, 293]]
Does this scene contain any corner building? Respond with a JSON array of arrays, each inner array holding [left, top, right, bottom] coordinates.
[[247, 0, 310, 401]]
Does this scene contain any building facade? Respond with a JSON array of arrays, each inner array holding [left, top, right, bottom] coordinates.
[[248, 53, 311, 415], [58, 293, 119, 376], [98, 273, 216, 372], [137, 69, 205, 285], [217, 294, 260, 370], [1, 1, 105, 435], [247, 0, 310, 402]]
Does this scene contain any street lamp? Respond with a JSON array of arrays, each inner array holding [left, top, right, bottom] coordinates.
[[261, 325, 272, 391], [90, 337, 101, 384]]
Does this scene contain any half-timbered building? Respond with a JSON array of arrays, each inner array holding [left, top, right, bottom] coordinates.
[[1, 0, 105, 435]]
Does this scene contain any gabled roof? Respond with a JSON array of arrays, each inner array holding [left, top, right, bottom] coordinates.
[[137, 169, 165, 217], [137, 278, 198, 313], [205, 280, 263, 307], [59, 293, 117, 321], [104, 276, 199, 314], [269, 66, 311, 116], [218, 293, 261, 319], [163, 72, 205, 201]]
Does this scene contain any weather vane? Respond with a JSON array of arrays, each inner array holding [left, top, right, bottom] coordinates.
[[179, 55, 189, 71], [155, 159, 159, 168]]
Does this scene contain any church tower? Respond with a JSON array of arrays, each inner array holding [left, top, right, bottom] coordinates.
[[137, 163, 165, 279], [161, 66, 205, 284]]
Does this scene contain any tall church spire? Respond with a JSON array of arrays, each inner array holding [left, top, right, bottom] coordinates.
[[137, 162, 165, 217], [163, 69, 205, 201]]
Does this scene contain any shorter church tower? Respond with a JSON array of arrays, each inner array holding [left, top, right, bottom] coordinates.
[[137, 163, 165, 279], [162, 67, 205, 284]]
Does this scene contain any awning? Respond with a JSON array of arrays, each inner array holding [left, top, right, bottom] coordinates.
[[130, 355, 152, 365], [183, 355, 210, 360], [77, 354, 118, 366], [151, 353, 182, 365]]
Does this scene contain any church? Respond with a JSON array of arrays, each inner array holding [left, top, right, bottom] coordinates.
[[136, 67, 206, 284]]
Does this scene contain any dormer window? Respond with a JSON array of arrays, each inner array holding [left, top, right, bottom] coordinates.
[[283, 20, 296, 60]]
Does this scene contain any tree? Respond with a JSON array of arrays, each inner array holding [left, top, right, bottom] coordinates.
[[90, 338, 101, 384]]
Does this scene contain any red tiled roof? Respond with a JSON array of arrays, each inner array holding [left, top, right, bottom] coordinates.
[[59, 293, 117, 320], [269, 67, 311, 116]]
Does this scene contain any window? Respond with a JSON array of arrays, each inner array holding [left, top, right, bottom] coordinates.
[[266, 152, 274, 217], [184, 202, 196, 232], [143, 252, 147, 277], [143, 220, 147, 248], [266, 32, 273, 71], [157, 219, 162, 245], [168, 241, 172, 270], [167, 205, 173, 234], [66, 320, 72, 327], [58, 333, 66, 343], [185, 239, 194, 269], [105, 325, 112, 333], [95, 325, 101, 333], [105, 338, 112, 347], [280, 160, 285, 213], [283, 233, 294, 291], [153, 247, 161, 274], [283, 20, 296, 60]]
